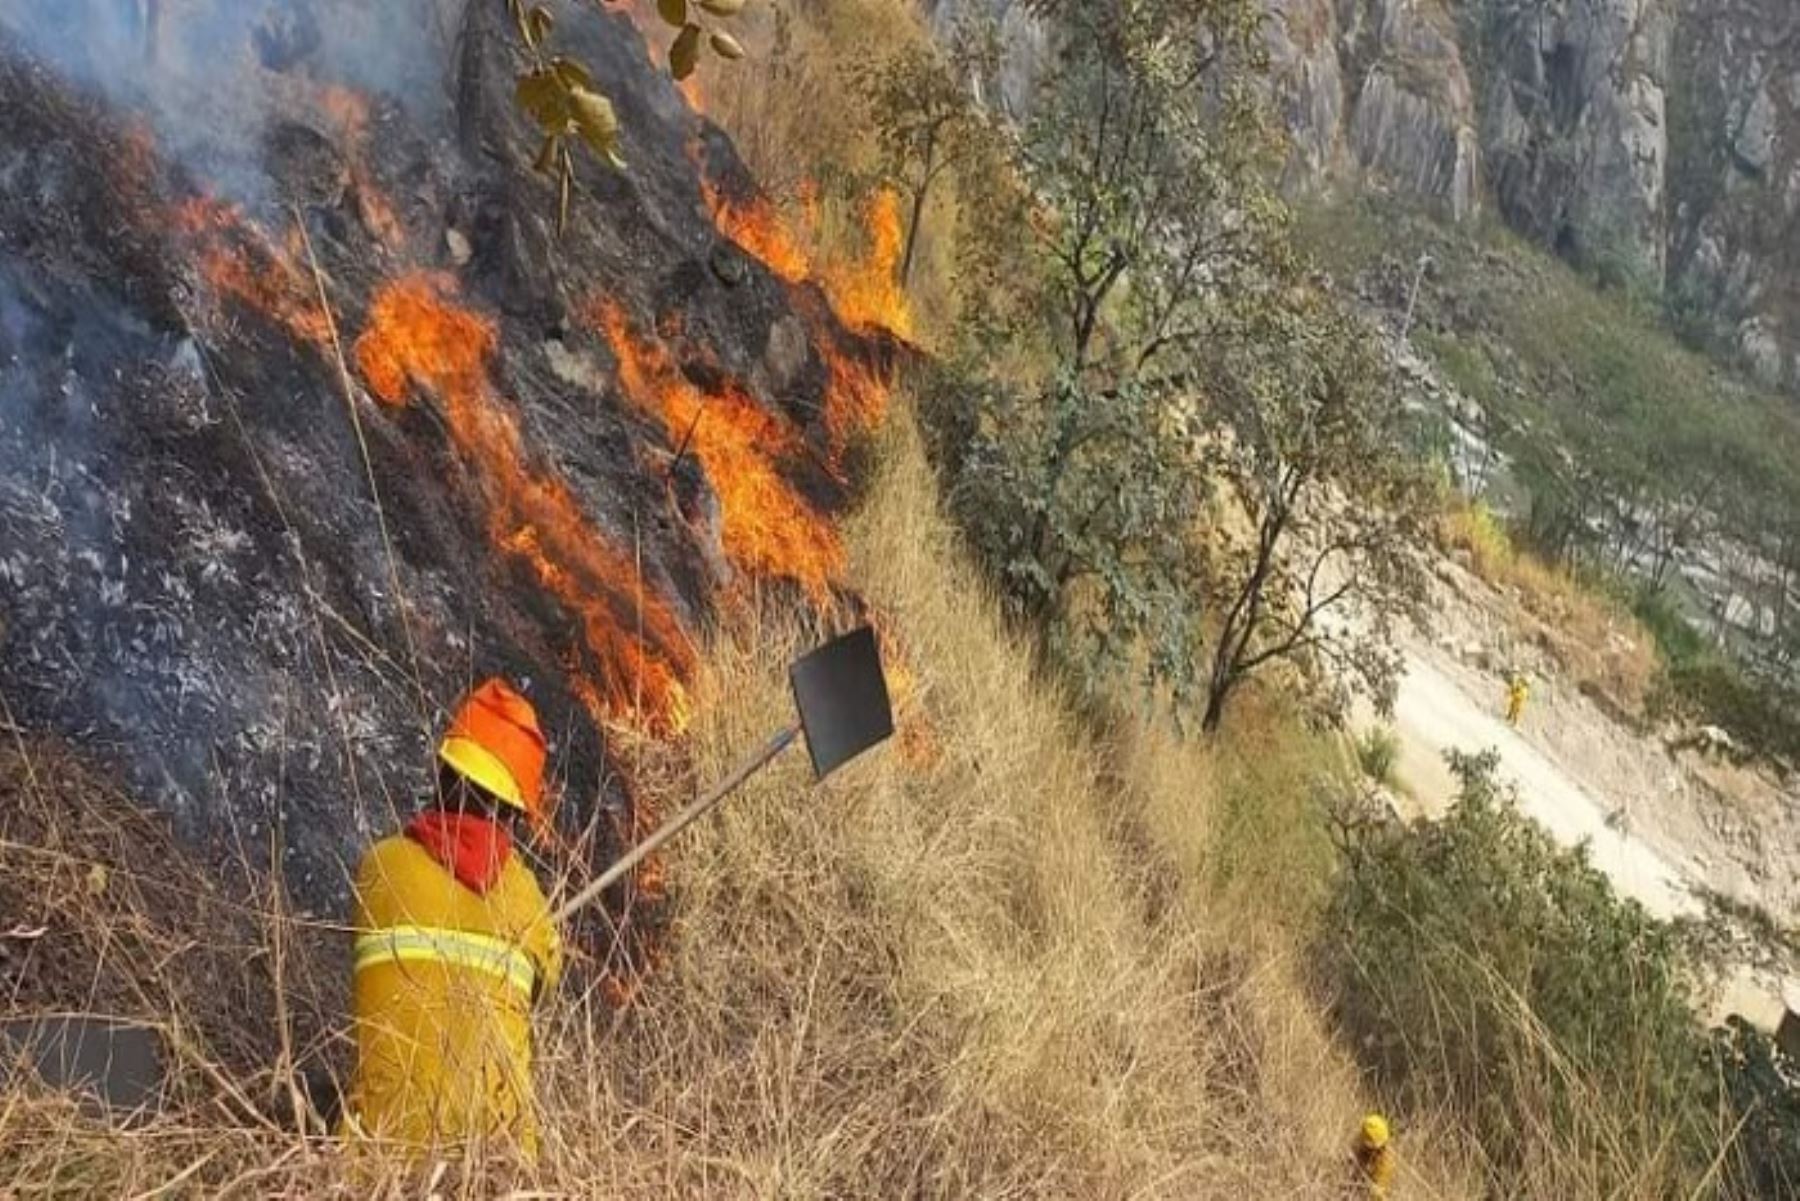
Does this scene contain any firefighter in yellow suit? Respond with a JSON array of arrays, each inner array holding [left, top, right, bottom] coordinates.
[[1505, 672, 1530, 727], [341, 679, 563, 1161], [1355, 1112, 1398, 1197]]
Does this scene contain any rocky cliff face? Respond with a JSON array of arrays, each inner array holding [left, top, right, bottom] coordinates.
[[1468, 0, 1674, 280], [1271, 0, 1798, 395], [1268, 0, 1481, 220], [1666, 1, 1800, 392], [924, 0, 1797, 390]]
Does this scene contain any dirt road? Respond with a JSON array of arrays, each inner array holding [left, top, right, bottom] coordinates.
[[1383, 640, 1788, 1026], [1388, 645, 1699, 920]]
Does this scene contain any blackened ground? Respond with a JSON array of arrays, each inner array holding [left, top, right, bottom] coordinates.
[[0, 739, 342, 1104], [0, 1, 886, 933]]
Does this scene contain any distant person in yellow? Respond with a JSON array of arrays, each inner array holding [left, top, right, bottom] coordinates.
[[341, 679, 563, 1161], [1505, 671, 1530, 727], [1354, 1112, 1398, 1197]]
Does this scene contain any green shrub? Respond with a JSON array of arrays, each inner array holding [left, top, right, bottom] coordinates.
[[1632, 585, 1708, 667], [1634, 587, 1800, 767], [1713, 1017, 1800, 1197], [1355, 726, 1400, 786], [1323, 750, 1727, 1195], [1667, 656, 1800, 767]]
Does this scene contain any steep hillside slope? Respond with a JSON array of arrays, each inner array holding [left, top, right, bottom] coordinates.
[[0, 412, 1481, 1197], [0, 0, 898, 943]]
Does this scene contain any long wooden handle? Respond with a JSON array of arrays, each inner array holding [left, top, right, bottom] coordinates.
[[552, 724, 800, 924]]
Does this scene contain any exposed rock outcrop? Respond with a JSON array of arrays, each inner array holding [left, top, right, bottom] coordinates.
[[1269, 0, 1798, 396], [1472, 0, 1674, 282], [1269, 0, 1482, 221], [1667, 0, 1800, 392], [919, 0, 1051, 121]]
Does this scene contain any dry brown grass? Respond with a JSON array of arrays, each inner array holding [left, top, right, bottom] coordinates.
[[533, 413, 1472, 1196], [654, 0, 967, 348], [1437, 498, 1659, 715], [1, 413, 1480, 1198]]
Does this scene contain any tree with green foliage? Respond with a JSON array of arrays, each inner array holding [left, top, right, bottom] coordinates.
[[952, 367, 1214, 708], [937, 0, 1432, 729], [941, 0, 1289, 712], [1019, 0, 1276, 381], [860, 25, 998, 288], [1195, 294, 1431, 731]]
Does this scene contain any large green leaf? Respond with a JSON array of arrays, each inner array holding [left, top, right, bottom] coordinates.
[[670, 24, 702, 80]]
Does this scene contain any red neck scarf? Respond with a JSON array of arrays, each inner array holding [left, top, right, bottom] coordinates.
[[405, 811, 513, 895]]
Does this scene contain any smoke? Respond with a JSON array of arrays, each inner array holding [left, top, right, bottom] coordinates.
[[0, 0, 467, 202]]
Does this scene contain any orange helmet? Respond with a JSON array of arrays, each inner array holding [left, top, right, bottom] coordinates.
[[437, 679, 547, 815]]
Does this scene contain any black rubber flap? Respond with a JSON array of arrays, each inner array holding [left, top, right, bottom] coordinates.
[[789, 626, 894, 779], [2, 1016, 164, 1117]]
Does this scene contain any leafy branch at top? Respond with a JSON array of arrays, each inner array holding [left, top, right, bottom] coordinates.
[[505, 0, 751, 233]]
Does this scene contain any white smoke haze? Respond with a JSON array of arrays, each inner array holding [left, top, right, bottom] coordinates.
[[0, 0, 468, 202]]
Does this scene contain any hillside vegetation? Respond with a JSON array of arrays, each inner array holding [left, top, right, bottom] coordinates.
[[1300, 194, 1800, 765], [8, 1, 1800, 1198], [2, 415, 1465, 1197]]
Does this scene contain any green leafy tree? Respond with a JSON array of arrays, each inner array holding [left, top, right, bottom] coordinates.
[[1019, 0, 1276, 380], [953, 367, 1212, 708], [941, 0, 1278, 709], [861, 26, 998, 288], [939, 0, 1432, 728], [1196, 294, 1431, 731]]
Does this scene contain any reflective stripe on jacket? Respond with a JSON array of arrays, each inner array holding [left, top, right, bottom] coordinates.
[[341, 832, 561, 1159], [353, 925, 539, 998]]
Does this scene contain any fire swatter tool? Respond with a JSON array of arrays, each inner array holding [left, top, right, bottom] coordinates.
[[553, 626, 895, 924]]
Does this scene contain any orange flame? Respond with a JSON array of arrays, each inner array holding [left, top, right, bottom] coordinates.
[[677, 74, 707, 112], [868, 609, 939, 768], [353, 273, 694, 733], [697, 173, 913, 347], [822, 331, 894, 454], [593, 299, 845, 606], [313, 83, 405, 252], [174, 197, 333, 348], [822, 189, 913, 340], [692, 174, 905, 454], [700, 178, 814, 284]]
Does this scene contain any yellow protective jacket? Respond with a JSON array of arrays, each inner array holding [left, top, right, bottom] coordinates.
[[1356, 1141, 1398, 1196], [341, 831, 562, 1159]]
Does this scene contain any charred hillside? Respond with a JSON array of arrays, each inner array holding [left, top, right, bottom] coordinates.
[[0, 0, 902, 929]]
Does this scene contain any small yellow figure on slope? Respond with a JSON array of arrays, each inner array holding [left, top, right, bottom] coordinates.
[[1505, 671, 1530, 727], [1355, 1112, 1398, 1197]]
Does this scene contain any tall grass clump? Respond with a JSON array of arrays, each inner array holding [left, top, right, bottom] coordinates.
[[1321, 747, 1800, 1199]]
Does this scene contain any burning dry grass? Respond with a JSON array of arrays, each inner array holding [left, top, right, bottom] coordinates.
[[1, 414, 1475, 1198], [354, 272, 696, 735], [664, 0, 950, 346], [174, 196, 334, 349], [594, 298, 847, 606]]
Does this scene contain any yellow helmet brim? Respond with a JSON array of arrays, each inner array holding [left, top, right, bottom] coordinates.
[[438, 736, 528, 812]]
